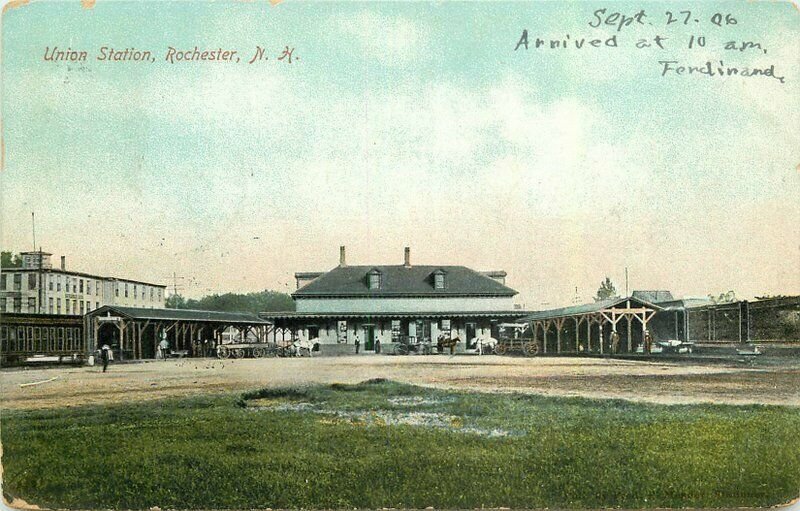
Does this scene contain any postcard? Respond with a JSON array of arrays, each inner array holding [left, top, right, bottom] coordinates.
[[1, 1, 799, 510]]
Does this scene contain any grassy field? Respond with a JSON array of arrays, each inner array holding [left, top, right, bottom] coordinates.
[[2, 379, 799, 509]]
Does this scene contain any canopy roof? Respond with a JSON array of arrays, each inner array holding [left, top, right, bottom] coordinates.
[[521, 297, 662, 322], [87, 305, 270, 324]]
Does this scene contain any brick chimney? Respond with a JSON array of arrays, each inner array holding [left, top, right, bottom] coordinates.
[[339, 245, 347, 267], [404, 247, 411, 267], [60, 255, 66, 270]]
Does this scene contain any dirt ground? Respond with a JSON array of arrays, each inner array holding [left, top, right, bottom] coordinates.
[[2, 355, 799, 411]]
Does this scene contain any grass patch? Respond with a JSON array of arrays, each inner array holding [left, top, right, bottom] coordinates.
[[2, 380, 799, 509]]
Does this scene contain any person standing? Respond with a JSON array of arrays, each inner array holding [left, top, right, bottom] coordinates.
[[100, 344, 110, 373], [159, 338, 170, 361], [611, 331, 620, 354], [354, 333, 360, 354]]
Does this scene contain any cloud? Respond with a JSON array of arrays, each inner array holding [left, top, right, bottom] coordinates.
[[327, 11, 427, 65]]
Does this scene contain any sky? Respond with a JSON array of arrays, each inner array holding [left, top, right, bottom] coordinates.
[[1, 0, 798, 308]]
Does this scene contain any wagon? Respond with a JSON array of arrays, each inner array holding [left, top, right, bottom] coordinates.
[[494, 323, 539, 356], [216, 343, 282, 359], [392, 335, 433, 355]]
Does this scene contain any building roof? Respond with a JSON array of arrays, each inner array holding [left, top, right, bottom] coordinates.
[[656, 298, 715, 311], [631, 290, 674, 303], [521, 296, 662, 322], [88, 305, 270, 324], [261, 311, 527, 321], [292, 265, 517, 298]]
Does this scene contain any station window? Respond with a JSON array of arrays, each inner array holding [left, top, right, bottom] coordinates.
[[49, 297, 54, 313], [72, 301, 77, 315], [0, 298, 5, 312], [125, 283, 129, 298], [115, 283, 119, 297], [96, 282, 101, 295], [49, 277, 53, 291], [57, 298, 61, 314], [13, 297, 21, 312], [80, 301, 84, 315], [434, 273, 445, 289], [13, 274, 22, 291], [0, 274, 5, 289], [73, 279, 77, 293], [57, 276, 61, 291], [134, 284, 137, 299], [79, 279, 84, 293], [28, 274, 36, 290]]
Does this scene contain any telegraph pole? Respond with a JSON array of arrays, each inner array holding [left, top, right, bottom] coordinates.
[[625, 267, 629, 297], [166, 272, 185, 307], [32, 212, 43, 313]]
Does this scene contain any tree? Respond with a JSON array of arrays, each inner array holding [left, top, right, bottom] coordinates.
[[595, 277, 618, 302], [708, 290, 737, 304], [165, 294, 187, 309], [166, 290, 295, 314], [1, 251, 22, 268]]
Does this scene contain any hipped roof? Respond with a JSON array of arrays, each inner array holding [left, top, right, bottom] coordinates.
[[292, 265, 517, 298]]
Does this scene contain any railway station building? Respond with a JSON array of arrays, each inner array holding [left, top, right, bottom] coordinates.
[[261, 247, 527, 354]]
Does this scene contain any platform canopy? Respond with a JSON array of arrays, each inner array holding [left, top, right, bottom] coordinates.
[[85, 306, 272, 360], [520, 297, 662, 354]]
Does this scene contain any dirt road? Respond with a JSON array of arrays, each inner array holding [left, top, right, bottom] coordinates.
[[2, 355, 799, 410]]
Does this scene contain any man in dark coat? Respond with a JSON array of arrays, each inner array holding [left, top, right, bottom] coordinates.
[[100, 345, 110, 373]]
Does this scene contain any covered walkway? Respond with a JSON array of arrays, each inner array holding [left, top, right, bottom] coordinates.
[[521, 297, 662, 354], [85, 306, 272, 360]]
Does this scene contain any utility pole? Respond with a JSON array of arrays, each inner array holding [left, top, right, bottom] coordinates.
[[38, 246, 43, 314], [31, 213, 42, 313], [166, 272, 185, 306], [625, 267, 629, 297]]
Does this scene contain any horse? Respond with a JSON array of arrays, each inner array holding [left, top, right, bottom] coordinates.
[[292, 338, 319, 357], [437, 334, 460, 355], [473, 336, 498, 355]]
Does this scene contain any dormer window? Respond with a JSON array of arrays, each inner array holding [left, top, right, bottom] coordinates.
[[367, 268, 382, 290], [433, 269, 446, 290]]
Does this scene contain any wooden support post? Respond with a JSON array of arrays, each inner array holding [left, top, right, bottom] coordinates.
[[555, 318, 564, 354], [685, 310, 690, 342], [93, 319, 99, 354], [119, 321, 126, 361], [586, 317, 591, 352], [542, 321, 548, 354], [574, 317, 580, 352], [627, 315, 632, 352], [674, 311, 679, 340], [598, 317, 604, 354]]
